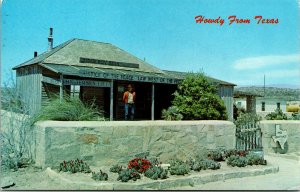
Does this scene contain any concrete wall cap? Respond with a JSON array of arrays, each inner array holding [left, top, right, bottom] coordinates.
[[34, 120, 234, 127]]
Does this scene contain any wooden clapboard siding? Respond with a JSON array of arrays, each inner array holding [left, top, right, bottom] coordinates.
[[218, 85, 234, 121], [16, 65, 42, 115]]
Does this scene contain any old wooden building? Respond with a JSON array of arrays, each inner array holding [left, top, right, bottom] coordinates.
[[12, 29, 235, 120]]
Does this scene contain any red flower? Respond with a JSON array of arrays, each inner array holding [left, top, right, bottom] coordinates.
[[128, 158, 152, 173]]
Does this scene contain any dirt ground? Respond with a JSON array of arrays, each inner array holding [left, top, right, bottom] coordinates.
[[1, 166, 71, 190]]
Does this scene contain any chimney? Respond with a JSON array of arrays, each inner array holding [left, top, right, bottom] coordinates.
[[34, 51, 38, 58], [48, 27, 53, 51]]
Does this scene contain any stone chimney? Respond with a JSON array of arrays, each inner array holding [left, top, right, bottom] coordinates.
[[48, 27, 53, 51], [34, 51, 38, 58]]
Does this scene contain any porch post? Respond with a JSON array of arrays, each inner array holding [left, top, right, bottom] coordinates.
[[59, 74, 64, 101], [151, 83, 155, 120], [110, 80, 114, 121]]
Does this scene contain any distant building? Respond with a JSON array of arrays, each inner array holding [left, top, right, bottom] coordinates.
[[12, 28, 236, 120]]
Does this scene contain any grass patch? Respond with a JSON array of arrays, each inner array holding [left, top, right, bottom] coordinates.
[[32, 97, 105, 122]]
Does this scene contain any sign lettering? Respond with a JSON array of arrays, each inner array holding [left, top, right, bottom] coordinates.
[[79, 57, 139, 69], [63, 79, 111, 87], [78, 70, 181, 84]]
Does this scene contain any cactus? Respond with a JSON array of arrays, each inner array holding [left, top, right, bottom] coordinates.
[[227, 153, 267, 167], [227, 155, 249, 167], [144, 166, 168, 180], [117, 168, 141, 182], [58, 159, 91, 174], [168, 159, 190, 175], [92, 170, 108, 181], [207, 149, 225, 161], [187, 158, 221, 171], [109, 164, 123, 173]]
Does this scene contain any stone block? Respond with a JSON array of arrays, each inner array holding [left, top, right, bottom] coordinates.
[[78, 134, 99, 144]]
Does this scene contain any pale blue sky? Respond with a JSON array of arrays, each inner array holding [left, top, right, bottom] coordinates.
[[1, 0, 299, 87]]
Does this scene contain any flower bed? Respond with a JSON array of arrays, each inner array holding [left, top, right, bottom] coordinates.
[[55, 149, 268, 183]]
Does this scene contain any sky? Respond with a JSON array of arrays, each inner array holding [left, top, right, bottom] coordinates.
[[1, 0, 300, 88]]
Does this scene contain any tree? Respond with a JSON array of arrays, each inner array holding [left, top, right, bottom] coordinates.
[[172, 73, 227, 120]]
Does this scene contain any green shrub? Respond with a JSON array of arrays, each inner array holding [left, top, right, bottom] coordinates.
[[291, 112, 300, 120], [32, 97, 105, 122], [246, 154, 267, 166], [265, 109, 287, 120], [233, 104, 246, 120], [227, 154, 267, 167], [144, 166, 168, 180], [58, 159, 91, 173], [168, 159, 190, 175], [172, 72, 227, 120], [117, 168, 141, 182], [187, 157, 221, 171], [234, 113, 262, 130], [109, 164, 123, 173], [161, 106, 183, 120], [223, 149, 247, 158], [92, 170, 108, 181], [207, 149, 225, 161], [227, 155, 249, 167]]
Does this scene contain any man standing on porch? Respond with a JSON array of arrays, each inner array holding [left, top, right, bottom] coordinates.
[[123, 84, 136, 120]]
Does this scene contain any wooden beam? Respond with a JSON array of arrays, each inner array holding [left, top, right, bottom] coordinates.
[[60, 74, 64, 101], [110, 80, 114, 121], [151, 83, 155, 121]]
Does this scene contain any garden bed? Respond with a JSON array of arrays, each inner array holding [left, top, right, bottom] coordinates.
[[45, 162, 279, 190]]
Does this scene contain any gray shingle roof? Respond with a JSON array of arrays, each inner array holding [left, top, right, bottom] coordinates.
[[13, 38, 164, 74], [12, 38, 235, 86]]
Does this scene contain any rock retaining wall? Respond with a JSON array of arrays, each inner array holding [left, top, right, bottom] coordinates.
[[33, 121, 235, 168], [260, 120, 300, 154]]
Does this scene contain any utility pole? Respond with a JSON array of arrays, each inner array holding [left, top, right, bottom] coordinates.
[[264, 74, 265, 97]]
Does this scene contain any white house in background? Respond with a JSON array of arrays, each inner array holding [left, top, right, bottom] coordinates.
[[256, 98, 287, 112], [234, 97, 288, 112]]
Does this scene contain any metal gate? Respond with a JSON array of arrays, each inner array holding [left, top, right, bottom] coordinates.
[[236, 122, 263, 151]]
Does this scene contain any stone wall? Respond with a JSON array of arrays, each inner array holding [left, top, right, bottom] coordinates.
[[260, 120, 300, 154], [33, 120, 235, 168]]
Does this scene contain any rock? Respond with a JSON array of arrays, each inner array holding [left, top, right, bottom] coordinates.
[[1, 177, 15, 189], [161, 164, 170, 169]]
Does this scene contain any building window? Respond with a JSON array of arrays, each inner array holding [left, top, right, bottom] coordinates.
[[71, 85, 80, 98], [237, 101, 242, 108], [277, 102, 280, 110], [262, 102, 265, 111]]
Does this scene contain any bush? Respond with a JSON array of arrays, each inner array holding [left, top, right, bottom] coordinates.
[[109, 164, 123, 173], [58, 159, 91, 173], [233, 104, 246, 120], [227, 155, 249, 167], [291, 112, 300, 120], [187, 157, 221, 171], [207, 149, 225, 161], [172, 73, 227, 120], [32, 97, 105, 122], [1, 75, 34, 171], [265, 109, 287, 120], [117, 168, 141, 182], [128, 158, 152, 173], [234, 113, 262, 130], [246, 154, 267, 166], [227, 153, 267, 167], [168, 159, 190, 175], [223, 149, 247, 158], [161, 106, 183, 120], [92, 170, 108, 181], [144, 166, 168, 180]]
